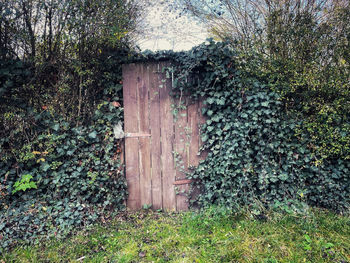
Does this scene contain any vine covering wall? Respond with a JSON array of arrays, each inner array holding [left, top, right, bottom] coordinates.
[[1, 40, 349, 250], [0, 53, 128, 250], [139, 40, 349, 213]]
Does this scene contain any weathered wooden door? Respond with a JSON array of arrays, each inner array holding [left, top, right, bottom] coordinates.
[[122, 62, 204, 211]]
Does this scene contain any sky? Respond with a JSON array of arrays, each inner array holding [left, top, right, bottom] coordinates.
[[137, 3, 208, 51]]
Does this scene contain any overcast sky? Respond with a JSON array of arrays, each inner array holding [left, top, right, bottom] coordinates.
[[137, 3, 208, 51]]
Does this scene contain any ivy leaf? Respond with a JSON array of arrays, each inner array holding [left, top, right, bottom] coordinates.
[[207, 110, 214, 116], [207, 126, 214, 132], [41, 163, 51, 172], [201, 134, 208, 142], [278, 174, 288, 181], [207, 98, 214, 104], [51, 124, 60, 131], [88, 131, 97, 139], [216, 98, 225, 105]]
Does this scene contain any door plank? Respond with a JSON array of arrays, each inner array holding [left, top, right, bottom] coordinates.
[[139, 64, 152, 207], [124, 138, 140, 209], [123, 63, 140, 210], [159, 62, 176, 211], [149, 63, 163, 210], [188, 101, 200, 168]]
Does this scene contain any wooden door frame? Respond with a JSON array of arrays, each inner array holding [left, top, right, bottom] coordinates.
[[122, 61, 205, 211]]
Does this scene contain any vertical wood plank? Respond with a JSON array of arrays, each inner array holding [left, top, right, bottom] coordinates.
[[138, 64, 152, 207], [123, 64, 138, 133], [123, 63, 141, 210], [174, 97, 189, 211], [124, 138, 139, 209], [159, 62, 176, 210], [149, 63, 163, 210]]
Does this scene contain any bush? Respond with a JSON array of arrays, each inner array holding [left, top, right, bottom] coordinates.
[[0, 94, 127, 250]]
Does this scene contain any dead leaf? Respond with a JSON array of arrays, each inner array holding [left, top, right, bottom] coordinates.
[[112, 101, 121, 107]]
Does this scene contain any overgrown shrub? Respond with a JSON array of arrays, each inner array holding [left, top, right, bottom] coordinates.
[[0, 95, 127, 250], [0, 46, 129, 251], [0, 0, 138, 251]]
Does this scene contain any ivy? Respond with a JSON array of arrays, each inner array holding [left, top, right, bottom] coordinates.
[[149, 40, 350, 213], [0, 54, 127, 251], [1, 39, 349, 251]]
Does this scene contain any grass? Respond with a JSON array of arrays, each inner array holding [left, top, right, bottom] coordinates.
[[1, 208, 349, 263]]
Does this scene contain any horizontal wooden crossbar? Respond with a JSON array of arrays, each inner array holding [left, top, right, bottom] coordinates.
[[173, 179, 193, 185], [125, 133, 151, 138]]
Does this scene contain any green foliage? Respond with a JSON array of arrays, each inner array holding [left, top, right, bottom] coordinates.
[[2, 0, 350, 250], [0, 1, 134, 250], [0, 82, 127, 250], [12, 174, 37, 194], [0, 0, 137, 161], [264, 3, 350, 161], [0, 0, 138, 251], [172, 0, 350, 161], [151, 40, 350, 212]]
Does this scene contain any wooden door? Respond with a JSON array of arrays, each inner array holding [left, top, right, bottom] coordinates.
[[122, 62, 205, 211]]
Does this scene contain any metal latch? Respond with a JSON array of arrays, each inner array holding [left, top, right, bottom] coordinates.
[[113, 122, 151, 139], [125, 133, 151, 138]]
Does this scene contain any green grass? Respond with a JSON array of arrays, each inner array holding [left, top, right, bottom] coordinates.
[[1, 208, 349, 263]]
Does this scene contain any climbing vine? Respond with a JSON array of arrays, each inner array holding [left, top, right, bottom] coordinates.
[[139, 40, 350, 213]]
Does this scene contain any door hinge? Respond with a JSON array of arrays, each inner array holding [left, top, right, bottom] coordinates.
[[173, 179, 193, 185]]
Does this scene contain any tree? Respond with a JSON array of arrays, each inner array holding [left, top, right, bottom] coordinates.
[[135, 1, 207, 51], [169, 0, 350, 160], [0, 0, 142, 161], [1, 0, 141, 59]]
